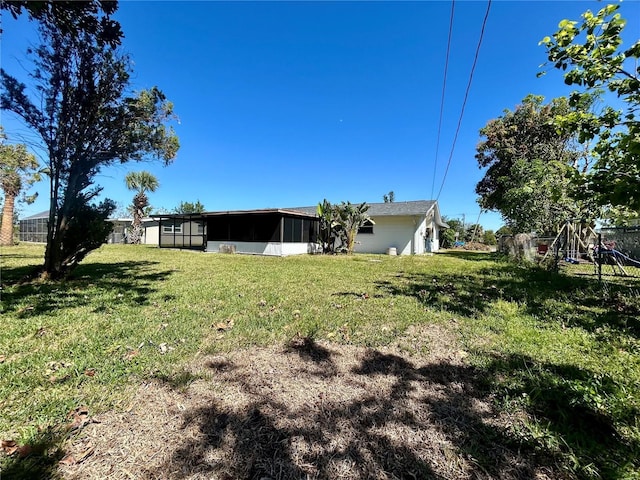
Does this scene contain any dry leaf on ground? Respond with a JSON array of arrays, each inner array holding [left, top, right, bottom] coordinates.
[[59, 454, 77, 466], [67, 406, 90, 431], [123, 349, 139, 361], [60, 444, 95, 466], [214, 318, 234, 331], [1, 440, 18, 456]]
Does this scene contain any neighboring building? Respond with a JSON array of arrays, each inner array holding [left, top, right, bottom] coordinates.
[[151, 209, 321, 256], [18, 210, 49, 243], [294, 200, 448, 255], [19, 211, 134, 244], [108, 218, 133, 244]]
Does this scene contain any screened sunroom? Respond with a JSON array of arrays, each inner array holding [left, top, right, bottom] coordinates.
[[152, 209, 320, 256]]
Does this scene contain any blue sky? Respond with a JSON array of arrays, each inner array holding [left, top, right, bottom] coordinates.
[[2, 1, 639, 231]]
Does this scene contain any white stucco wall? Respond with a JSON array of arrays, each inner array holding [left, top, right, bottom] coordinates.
[[354, 214, 442, 255], [143, 224, 159, 245], [206, 241, 318, 256], [354, 216, 418, 255]]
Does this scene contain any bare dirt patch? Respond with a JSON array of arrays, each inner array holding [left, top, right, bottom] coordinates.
[[60, 324, 558, 479]]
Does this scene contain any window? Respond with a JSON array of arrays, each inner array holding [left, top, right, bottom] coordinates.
[[162, 221, 182, 234], [358, 220, 374, 234], [197, 222, 205, 234]]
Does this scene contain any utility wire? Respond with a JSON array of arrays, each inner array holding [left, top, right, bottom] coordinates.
[[435, 0, 492, 201], [430, 0, 455, 199]]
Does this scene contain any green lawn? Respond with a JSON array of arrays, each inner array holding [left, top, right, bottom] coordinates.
[[1, 244, 639, 478]]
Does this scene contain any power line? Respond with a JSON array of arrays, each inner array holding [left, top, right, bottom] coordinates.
[[430, 0, 455, 200], [435, 0, 492, 201]]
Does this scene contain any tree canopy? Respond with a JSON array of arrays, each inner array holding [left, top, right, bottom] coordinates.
[[439, 216, 463, 248], [1, 0, 123, 47], [475, 95, 596, 235], [540, 3, 640, 212], [173, 200, 205, 214], [1, 3, 179, 277]]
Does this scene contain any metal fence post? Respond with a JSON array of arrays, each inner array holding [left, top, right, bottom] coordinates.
[[598, 233, 602, 283]]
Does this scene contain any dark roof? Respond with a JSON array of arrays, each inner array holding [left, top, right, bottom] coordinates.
[[21, 210, 49, 220], [368, 200, 437, 217], [151, 208, 317, 219], [290, 200, 448, 228], [291, 200, 437, 217], [22, 211, 134, 222]]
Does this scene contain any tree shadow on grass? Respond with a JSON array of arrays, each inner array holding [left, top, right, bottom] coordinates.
[[378, 261, 640, 337], [149, 338, 640, 479], [438, 250, 501, 262], [1, 261, 173, 317], [482, 353, 640, 479], [0, 426, 67, 480]]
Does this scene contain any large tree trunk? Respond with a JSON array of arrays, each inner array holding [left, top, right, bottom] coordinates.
[[43, 200, 64, 279], [0, 193, 16, 246], [43, 167, 62, 279]]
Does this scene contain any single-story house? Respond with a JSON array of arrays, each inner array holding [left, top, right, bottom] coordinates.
[[358, 200, 448, 254], [150, 200, 446, 256], [293, 200, 448, 255]]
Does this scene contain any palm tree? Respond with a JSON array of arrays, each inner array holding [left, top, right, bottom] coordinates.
[[335, 202, 374, 254], [0, 132, 40, 246], [125, 171, 158, 244], [317, 199, 338, 253]]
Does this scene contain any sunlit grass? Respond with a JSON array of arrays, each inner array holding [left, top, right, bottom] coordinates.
[[1, 244, 639, 478]]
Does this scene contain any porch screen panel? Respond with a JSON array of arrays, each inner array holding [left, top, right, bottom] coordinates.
[[309, 220, 319, 243], [283, 217, 306, 243], [229, 215, 252, 241], [252, 214, 280, 242], [293, 217, 302, 242], [208, 217, 230, 241], [283, 217, 294, 242]]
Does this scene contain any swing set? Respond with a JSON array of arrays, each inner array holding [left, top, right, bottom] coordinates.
[[540, 220, 596, 265], [540, 220, 640, 278]]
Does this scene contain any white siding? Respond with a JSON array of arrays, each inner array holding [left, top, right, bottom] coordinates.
[[354, 215, 442, 255], [143, 223, 159, 245], [206, 241, 319, 256], [354, 216, 418, 255]]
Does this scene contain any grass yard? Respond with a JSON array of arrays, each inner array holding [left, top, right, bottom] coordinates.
[[1, 244, 639, 479]]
